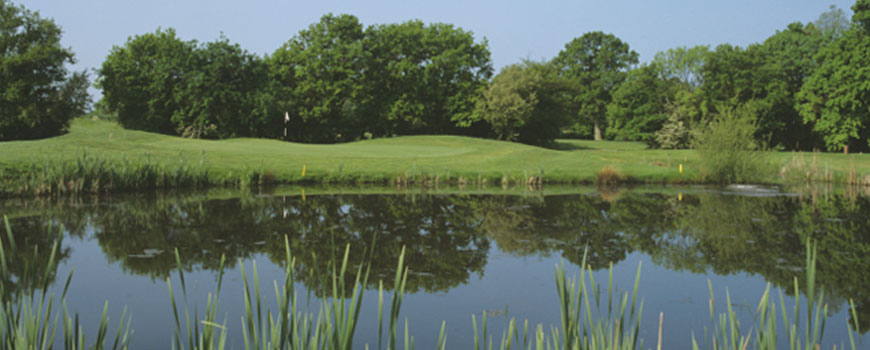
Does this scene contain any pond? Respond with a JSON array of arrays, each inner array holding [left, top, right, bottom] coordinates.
[[1, 185, 868, 349]]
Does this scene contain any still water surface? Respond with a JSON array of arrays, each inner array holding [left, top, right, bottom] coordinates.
[[1, 186, 868, 349]]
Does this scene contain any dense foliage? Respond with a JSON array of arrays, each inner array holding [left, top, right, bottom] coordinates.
[[693, 106, 768, 183], [798, 2, 870, 151], [362, 20, 493, 138], [0, 0, 89, 141], [477, 62, 568, 144], [5, 190, 870, 330], [98, 29, 270, 138], [98, 14, 492, 143], [605, 64, 671, 146], [267, 14, 366, 142], [7, 1, 870, 149], [553, 31, 639, 141], [601, 3, 859, 151]]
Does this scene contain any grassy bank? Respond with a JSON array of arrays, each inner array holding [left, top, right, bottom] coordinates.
[[1, 118, 869, 196]]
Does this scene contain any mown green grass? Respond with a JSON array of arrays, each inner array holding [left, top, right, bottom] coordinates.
[[1, 118, 870, 195]]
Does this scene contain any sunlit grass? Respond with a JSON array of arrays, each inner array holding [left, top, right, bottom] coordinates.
[[3, 119, 870, 196], [0, 119, 684, 196]]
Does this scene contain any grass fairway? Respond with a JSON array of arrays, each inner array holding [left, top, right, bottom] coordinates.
[[1, 118, 869, 191]]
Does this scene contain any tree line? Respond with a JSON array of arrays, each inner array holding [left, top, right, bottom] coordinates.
[[97, 15, 493, 142], [4, 0, 870, 151]]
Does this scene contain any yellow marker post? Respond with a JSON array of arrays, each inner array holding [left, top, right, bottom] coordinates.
[[679, 164, 683, 174], [302, 165, 306, 177], [678, 192, 682, 201], [302, 189, 306, 201]]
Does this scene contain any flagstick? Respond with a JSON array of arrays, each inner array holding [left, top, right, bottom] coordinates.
[[284, 112, 289, 140]]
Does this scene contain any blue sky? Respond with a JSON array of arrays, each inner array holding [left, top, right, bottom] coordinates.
[[17, 0, 856, 88]]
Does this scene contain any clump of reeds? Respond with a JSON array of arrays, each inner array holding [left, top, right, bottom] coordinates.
[[2, 214, 864, 350], [694, 238, 861, 350], [165, 234, 421, 350], [596, 166, 625, 187], [467, 249, 644, 350], [0, 216, 131, 349], [781, 152, 832, 184], [0, 152, 215, 198]]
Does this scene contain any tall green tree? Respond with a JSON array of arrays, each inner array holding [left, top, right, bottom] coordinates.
[[813, 4, 851, 40], [553, 32, 638, 140], [697, 43, 803, 148], [751, 22, 826, 150], [853, 0, 870, 32], [605, 64, 672, 145], [653, 45, 709, 91], [177, 36, 269, 139], [477, 61, 567, 144], [649, 46, 709, 149], [699, 44, 763, 110], [478, 64, 539, 141], [698, 6, 846, 150], [98, 28, 195, 134], [362, 20, 492, 137], [797, 1, 870, 151], [605, 45, 708, 148], [100, 31, 273, 139], [0, 0, 90, 141], [268, 14, 365, 143]]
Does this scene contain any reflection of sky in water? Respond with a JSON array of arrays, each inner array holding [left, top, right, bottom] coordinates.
[[55, 232, 866, 349], [5, 189, 867, 349]]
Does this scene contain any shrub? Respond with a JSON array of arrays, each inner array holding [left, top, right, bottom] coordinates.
[[595, 165, 625, 186], [693, 105, 769, 183]]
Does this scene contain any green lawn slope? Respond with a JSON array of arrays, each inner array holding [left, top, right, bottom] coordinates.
[[1, 118, 869, 193]]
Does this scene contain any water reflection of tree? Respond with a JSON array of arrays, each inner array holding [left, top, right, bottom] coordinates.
[[3, 189, 870, 332], [793, 195, 870, 333], [2, 194, 490, 296], [658, 193, 870, 332], [663, 195, 804, 278], [263, 195, 489, 296], [480, 193, 674, 270], [92, 198, 276, 279], [0, 216, 71, 301]]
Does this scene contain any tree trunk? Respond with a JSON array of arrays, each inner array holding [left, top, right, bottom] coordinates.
[[593, 120, 602, 141]]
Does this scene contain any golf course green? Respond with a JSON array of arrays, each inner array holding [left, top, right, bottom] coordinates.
[[1, 118, 869, 196]]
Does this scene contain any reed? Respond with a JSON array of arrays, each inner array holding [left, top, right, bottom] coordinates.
[[470, 249, 644, 350], [164, 233, 412, 350], [167, 247, 227, 350], [595, 166, 626, 187], [693, 238, 858, 350], [0, 216, 131, 350], [1, 215, 864, 349], [0, 152, 217, 198], [779, 153, 870, 188]]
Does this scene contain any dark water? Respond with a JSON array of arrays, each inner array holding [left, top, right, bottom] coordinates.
[[1, 186, 869, 349]]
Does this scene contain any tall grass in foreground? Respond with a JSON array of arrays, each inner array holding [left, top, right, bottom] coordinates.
[[467, 255, 643, 350], [694, 240, 862, 350], [170, 238, 425, 350], [1, 214, 863, 349], [0, 216, 131, 349]]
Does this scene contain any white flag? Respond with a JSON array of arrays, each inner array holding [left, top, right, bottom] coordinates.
[[284, 112, 290, 122]]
